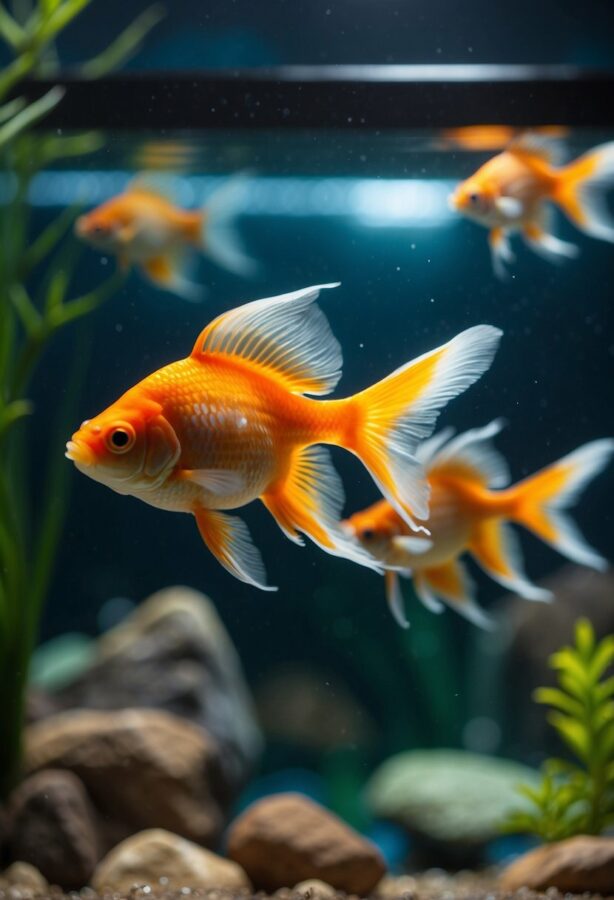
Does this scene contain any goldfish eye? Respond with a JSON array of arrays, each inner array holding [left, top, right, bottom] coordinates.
[[362, 528, 375, 541], [106, 423, 135, 454], [469, 192, 480, 206]]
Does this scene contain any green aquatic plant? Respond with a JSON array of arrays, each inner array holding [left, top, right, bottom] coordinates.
[[504, 618, 614, 841], [0, 0, 163, 798]]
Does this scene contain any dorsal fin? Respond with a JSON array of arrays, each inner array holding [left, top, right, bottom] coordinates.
[[191, 284, 342, 396], [507, 132, 563, 165], [428, 419, 511, 488], [127, 173, 182, 204]]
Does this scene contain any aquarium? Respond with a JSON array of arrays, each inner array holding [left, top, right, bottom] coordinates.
[[1, 29, 613, 900]]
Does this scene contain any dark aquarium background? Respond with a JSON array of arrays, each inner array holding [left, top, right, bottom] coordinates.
[[2, 0, 614, 885]]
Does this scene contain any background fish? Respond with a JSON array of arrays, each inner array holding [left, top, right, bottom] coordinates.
[[343, 420, 614, 628], [449, 135, 614, 277], [75, 172, 258, 299]]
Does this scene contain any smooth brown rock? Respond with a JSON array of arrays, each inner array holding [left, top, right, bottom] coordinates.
[[7, 769, 99, 889], [24, 708, 224, 847], [227, 793, 386, 894], [92, 828, 251, 893], [500, 834, 614, 893], [1, 861, 49, 893]]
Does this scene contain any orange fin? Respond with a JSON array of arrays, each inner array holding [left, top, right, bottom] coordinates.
[[194, 507, 276, 590], [141, 253, 201, 301], [351, 325, 502, 528], [554, 142, 614, 241], [414, 559, 493, 628], [262, 445, 382, 572], [424, 419, 510, 487], [512, 439, 614, 570], [191, 283, 341, 396], [507, 132, 563, 164], [469, 519, 551, 601]]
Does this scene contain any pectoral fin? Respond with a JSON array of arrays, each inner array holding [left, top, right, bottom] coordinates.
[[385, 571, 409, 629], [194, 507, 276, 590], [488, 228, 515, 279], [180, 468, 245, 495], [494, 196, 523, 219], [392, 535, 433, 555]]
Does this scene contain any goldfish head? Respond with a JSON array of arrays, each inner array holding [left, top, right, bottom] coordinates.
[[448, 178, 497, 225], [66, 396, 181, 495], [75, 205, 125, 252], [341, 504, 397, 560]]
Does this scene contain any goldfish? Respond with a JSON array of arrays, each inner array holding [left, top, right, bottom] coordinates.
[[66, 284, 501, 590], [440, 125, 568, 153], [343, 420, 613, 628], [449, 135, 614, 277], [75, 173, 257, 299]]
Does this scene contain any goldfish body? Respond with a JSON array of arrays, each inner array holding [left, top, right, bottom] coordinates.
[[66, 284, 501, 589], [343, 420, 613, 628], [75, 174, 257, 299], [449, 135, 614, 277]]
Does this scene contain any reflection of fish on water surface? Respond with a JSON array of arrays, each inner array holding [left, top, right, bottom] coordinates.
[[440, 125, 568, 152], [343, 420, 614, 629], [75, 172, 258, 299], [449, 134, 614, 277], [66, 284, 501, 590]]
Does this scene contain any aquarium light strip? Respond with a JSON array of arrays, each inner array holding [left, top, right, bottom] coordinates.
[[20, 173, 458, 227]]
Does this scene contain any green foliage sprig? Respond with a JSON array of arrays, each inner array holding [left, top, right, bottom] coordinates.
[[0, 0, 163, 799], [504, 618, 614, 841]]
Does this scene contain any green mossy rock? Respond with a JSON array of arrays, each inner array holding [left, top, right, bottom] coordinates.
[[367, 750, 539, 857]]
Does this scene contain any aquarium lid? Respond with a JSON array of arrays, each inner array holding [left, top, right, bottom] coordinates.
[[22, 65, 614, 130]]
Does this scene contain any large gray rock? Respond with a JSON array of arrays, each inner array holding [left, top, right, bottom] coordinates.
[[92, 829, 251, 893], [7, 769, 99, 889], [366, 750, 539, 864], [50, 587, 261, 797], [24, 708, 225, 848]]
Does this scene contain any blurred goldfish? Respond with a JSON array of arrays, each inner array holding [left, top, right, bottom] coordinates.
[[449, 136, 614, 277], [440, 125, 568, 152], [75, 173, 257, 299], [66, 284, 501, 589], [343, 421, 613, 628]]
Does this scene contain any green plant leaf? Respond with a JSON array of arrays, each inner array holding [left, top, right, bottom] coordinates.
[[534, 686, 585, 718], [0, 85, 64, 149], [79, 3, 164, 79]]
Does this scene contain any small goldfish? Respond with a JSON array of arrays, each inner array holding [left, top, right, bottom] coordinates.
[[449, 135, 614, 277], [440, 125, 568, 153], [75, 173, 257, 299], [343, 421, 613, 628], [66, 284, 501, 589]]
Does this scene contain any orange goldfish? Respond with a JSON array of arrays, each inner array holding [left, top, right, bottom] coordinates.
[[343, 421, 613, 628], [66, 284, 501, 589], [449, 136, 614, 277], [75, 173, 257, 299]]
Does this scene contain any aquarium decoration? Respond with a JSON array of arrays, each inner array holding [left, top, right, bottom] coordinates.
[[0, 0, 163, 798], [504, 618, 614, 842]]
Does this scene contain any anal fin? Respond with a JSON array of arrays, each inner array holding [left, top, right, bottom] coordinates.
[[385, 571, 410, 629], [469, 519, 552, 602], [262, 445, 382, 572], [142, 253, 201, 301], [414, 559, 493, 628], [194, 507, 276, 590]]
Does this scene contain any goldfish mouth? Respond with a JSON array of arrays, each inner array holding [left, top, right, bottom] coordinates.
[[65, 439, 95, 466]]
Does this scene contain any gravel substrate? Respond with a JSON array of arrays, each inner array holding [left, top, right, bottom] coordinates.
[[0, 872, 612, 900]]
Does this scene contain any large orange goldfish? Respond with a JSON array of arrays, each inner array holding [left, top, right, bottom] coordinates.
[[449, 136, 614, 277], [343, 420, 613, 628], [75, 174, 256, 299], [66, 284, 501, 589]]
